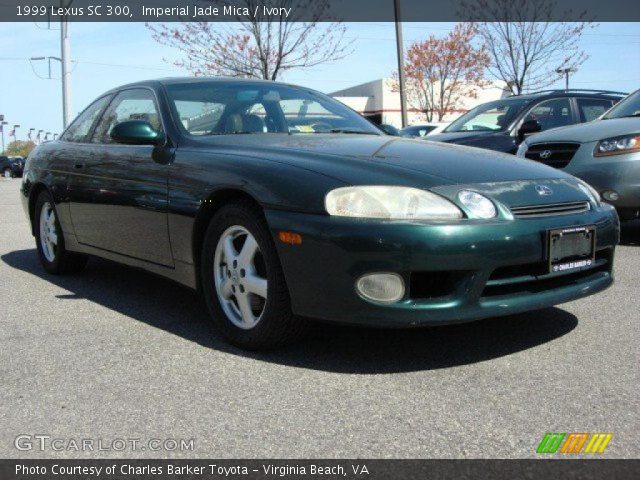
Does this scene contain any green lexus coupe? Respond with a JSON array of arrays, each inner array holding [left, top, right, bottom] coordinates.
[[21, 78, 619, 349]]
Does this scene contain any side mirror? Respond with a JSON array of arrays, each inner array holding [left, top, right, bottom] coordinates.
[[517, 119, 542, 140], [110, 120, 165, 146]]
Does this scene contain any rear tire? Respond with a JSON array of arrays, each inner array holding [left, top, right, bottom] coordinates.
[[34, 190, 88, 274], [200, 201, 308, 350], [2, 168, 12, 179]]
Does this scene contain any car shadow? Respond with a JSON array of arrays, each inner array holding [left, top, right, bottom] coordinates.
[[2, 249, 578, 374], [620, 219, 640, 246]]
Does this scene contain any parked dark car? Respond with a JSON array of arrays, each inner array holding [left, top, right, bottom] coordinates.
[[1, 155, 24, 178], [428, 90, 626, 154], [400, 124, 439, 138], [379, 123, 400, 136], [21, 78, 619, 349], [518, 89, 640, 222]]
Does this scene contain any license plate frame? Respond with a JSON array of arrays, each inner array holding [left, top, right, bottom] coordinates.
[[547, 225, 596, 273]]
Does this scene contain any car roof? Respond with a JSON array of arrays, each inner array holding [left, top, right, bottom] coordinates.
[[506, 89, 627, 100], [102, 76, 301, 95]]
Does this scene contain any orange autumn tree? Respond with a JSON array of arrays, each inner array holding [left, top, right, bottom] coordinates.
[[400, 24, 490, 122]]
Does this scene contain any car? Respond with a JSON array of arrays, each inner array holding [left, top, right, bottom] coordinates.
[[21, 78, 619, 349], [379, 123, 400, 136], [427, 90, 626, 154], [517, 89, 640, 222], [399, 124, 442, 138], [0, 155, 24, 178]]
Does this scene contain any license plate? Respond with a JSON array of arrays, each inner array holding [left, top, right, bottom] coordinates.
[[547, 226, 596, 273]]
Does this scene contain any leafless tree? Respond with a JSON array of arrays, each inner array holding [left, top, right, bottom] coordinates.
[[461, 0, 593, 94], [147, 0, 352, 80]]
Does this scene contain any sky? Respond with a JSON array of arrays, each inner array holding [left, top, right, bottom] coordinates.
[[0, 21, 639, 139]]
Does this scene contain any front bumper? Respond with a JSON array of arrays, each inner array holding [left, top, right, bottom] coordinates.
[[266, 206, 618, 327], [554, 143, 639, 210]]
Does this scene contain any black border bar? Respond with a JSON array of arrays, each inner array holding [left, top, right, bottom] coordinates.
[[1, 459, 639, 480], [1, 0, 640, 22]]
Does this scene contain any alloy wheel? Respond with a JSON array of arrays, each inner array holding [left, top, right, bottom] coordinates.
[[213, 225, 268, 329], [39, 202, 58, 262]]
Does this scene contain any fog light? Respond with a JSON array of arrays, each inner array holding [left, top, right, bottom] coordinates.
[[356, 273, 405, 303], [603, 191, 619, 201]]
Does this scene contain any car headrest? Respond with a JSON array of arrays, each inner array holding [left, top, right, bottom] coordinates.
[[224, 113, 265, 133]]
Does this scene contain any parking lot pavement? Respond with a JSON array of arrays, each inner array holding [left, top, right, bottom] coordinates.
[[0, 177, 638, 459]]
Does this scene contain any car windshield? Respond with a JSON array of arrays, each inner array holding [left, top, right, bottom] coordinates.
[[602, 90, 640, 119], [445, 98, 531, 133], [165, 82, 382, 136]]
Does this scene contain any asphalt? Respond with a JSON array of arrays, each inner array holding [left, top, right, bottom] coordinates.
[[0, 177, 638, 459]]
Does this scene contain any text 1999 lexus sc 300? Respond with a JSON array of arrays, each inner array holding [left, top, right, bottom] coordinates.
[[21, 78, 619, 349]]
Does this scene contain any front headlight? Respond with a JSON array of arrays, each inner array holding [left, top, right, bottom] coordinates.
[[577, 179, 601, 206], [325, 186, 463, 220], [594, 134, 640, 157], [458, 190, 497, 218]]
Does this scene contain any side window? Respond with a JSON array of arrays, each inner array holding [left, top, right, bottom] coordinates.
[[92, 89, 162, 144], [577, 98, 614, 122], [524, 98, 573, 131], [61, 95, 111, 143], [174, 100, 224, 135]]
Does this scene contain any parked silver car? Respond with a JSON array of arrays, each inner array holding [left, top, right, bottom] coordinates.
[[517, 89, 640, 221]]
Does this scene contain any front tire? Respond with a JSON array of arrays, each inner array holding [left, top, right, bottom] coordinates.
[[200, 201, 308, 350], [34, 191, 88, 274]]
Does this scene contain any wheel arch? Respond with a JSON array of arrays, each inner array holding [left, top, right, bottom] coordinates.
[[192, 188, 267, 292], [28, 182, 54, 235]]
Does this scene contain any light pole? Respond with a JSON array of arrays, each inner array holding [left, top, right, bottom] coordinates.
[[556, 67, 577, 91], [394, 0, 408, 128], [28, 128, 36, 142], [12, 125, 20, 141]]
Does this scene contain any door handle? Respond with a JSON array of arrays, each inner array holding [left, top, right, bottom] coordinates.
[[73, 163, 85, 169]]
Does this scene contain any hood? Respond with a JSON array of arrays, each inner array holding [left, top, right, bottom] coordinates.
[[426, 130, 497, 144], [190, 134, 569, 188], [525, 117, 640, 144]]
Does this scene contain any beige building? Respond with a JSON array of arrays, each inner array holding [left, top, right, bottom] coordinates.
[[330, 78, 510, 127]]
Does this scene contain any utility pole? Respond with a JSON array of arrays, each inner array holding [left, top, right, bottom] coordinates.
[[60, 0, 73, 128], [556, 67, 577, 91], [394, 0, 408, 128], [29, 1, 73, 129]]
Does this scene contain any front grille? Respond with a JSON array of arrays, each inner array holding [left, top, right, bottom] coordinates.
[[510, 201, 590, 218], [525, 142, 580, 168], [482, 249, 612, 297]]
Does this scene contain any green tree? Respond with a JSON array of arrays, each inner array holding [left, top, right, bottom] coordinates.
[[4, 140, 36, 158]]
